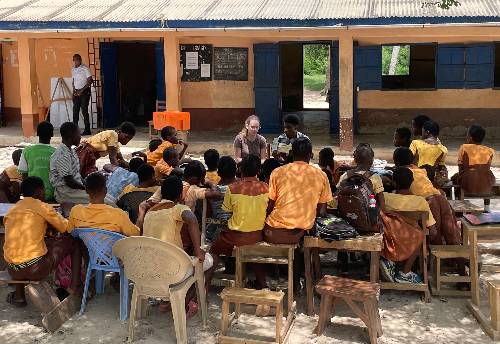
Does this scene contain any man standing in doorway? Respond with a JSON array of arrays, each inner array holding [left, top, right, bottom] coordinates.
[[72, 54, 93, 136]]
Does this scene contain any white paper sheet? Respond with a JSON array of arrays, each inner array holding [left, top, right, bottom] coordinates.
[[185, 51, 198, 69], [201, 63, 211, 78]]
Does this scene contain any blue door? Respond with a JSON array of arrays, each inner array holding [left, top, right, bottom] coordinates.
[[100, 42, 119, 128], [329, 42, 340, 134], [155, 41, 166, 101], [254, 44, 281, 133]]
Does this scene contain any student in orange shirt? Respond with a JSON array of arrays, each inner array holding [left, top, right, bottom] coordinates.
[[452, 124, 495, 196], [147, 126, 188, 166], [204, 149, 221, 185], [393, 147, 461, 247], [4, 177, 83, 306], [265, 138, 333, 244], [154, 147, 181, 180], [0, 149, 23, 202]]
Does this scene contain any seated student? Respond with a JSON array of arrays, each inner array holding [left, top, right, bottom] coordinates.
[[319, 147, 340, 191], [119, 164, 159, 198], [381, 167, 436, 284], [204, 149, 221, 185], [18, 121, 56, 202], [206, 156, 238, 242], [271, 114, 309, 163], [452, 124, 495, 196], [4, 177, 83, 306], [132, 138, 162, 161], [208, 155, 269, 289], [265, 138, 332, 244], [67, 172, 140, 236], [137, 176, 213, 315], [393, 127, 412, 148], [337, 143, 385, 209], [393, 147, 461, 247], [104, 157, 146, 203], [412, 114, 431, 139], [147, 126, 188, 166], [154, 147, 180, 180], [76, 122, 136, 178], [0, 149, 23, 202], [50, 122, 89, 206], [259, 158, 281, 184]]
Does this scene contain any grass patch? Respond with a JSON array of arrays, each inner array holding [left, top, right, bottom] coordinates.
[[304, 74, 326, 92]]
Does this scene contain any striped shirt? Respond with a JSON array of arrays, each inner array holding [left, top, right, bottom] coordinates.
[[50, 143, 83, 188], [271, 131, 309, 153]]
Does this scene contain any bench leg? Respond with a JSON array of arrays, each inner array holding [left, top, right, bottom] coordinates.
[[314, 295, 333, 336], [287, 248, 294, 313], [490, 286, 500, 331], [436, 256, 441, 294], [304, 247, 314, 316], [370, 251, 380, 283], [363, 301, 379, 344], [366, 298, 383, 337], [221, 299, 230, 336], [276, 299, 283, 343]]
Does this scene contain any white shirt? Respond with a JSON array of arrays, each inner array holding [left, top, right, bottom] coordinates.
[[72, 64, 92, 90]]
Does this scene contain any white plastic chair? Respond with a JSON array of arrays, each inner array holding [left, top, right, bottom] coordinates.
[[112, 236, 207, 343]]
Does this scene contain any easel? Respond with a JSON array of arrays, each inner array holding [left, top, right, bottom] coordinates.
[[47, 77, 73, 122]]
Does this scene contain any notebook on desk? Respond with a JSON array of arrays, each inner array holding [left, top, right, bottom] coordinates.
[[464, 212, 500, 225]]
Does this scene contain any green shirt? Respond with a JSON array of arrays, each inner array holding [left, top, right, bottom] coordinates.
[[18, 144, 56, 202]]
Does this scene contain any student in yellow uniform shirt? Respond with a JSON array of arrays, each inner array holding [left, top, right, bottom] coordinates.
[[147, 126, 188, 166]]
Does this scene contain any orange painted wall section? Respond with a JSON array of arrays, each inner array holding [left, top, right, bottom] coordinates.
[[2, 42, 20, 108]]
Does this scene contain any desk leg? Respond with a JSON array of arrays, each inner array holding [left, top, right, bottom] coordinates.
[[304, 247, 314, 316], [469, 230, 480, 306], [370, 251, 380, 283]]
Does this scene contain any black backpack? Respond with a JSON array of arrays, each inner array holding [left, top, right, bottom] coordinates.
[[337, 171, 381, 233], [315, 215, 358, 242]]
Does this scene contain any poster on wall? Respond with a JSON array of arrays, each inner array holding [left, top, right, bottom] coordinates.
[[214, 47, 248, 81], [180, 44, 212, 81]]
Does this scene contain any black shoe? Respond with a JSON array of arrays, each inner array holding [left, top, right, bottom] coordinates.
[[81, 129, 92, 136]]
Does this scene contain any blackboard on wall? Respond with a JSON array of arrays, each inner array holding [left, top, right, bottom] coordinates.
[[214, 47, 248, 81], [180, 44, 213, 82]]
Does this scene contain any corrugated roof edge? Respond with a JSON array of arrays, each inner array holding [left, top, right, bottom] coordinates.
[[0, 16, 499, 30]]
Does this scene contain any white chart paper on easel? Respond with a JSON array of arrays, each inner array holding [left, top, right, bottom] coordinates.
[[49, 77, 97, 129]]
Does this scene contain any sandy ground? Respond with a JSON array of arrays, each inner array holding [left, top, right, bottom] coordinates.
[[0, 145, 500, 344]]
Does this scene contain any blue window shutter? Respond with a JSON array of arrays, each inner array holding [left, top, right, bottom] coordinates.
[[465, 44, 494, 89], [155, 41, 166, 101], [354, 46, 381, 90], [436, 45, 465, 89]]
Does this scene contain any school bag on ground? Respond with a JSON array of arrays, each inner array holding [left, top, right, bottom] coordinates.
[[337, 171, 381, 233], [314, 215, 358, 242]]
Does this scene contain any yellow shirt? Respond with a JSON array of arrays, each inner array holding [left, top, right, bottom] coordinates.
[[383, 192, 436, 228], [409, 140, 448, 167], [119, 184, 159, 199], [337, 170, 385, 195], [147, 140, 174, 166], [5, 165, 22, 182], [3, 197, 68, 264], [222, 177, 269, 232], [409, 167, 441, 198], [266, 161, 333, 230], [458, 144, 494, 166], [86, 130, 120, 157], [184, 184, 206, 211], [67, 203, 140, 237], [205, 171, 221, 185], [143, 202, 191, 249], [154, 159, 173, 180]]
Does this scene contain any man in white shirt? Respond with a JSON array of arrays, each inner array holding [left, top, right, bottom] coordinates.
[[72, 54, 93, 136]]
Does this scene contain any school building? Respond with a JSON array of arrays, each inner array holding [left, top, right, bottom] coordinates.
[[0, 0, 500, 150]]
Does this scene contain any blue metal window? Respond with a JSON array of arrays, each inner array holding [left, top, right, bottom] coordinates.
[[354, 46, 382, 90], [464, 44, 494, 89]]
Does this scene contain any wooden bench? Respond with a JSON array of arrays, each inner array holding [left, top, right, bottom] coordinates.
[[234, 242, 296, 315], [314, 275, 382, 344], [430, 245, 472, 296], [0, 270, 81, 332], [219, 287, 294, 344], [448, 200, 484, 215], [468, 280, 500, 340]]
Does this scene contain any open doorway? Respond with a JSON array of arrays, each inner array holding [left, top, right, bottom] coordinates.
[[117, 42, 157, 126], [303, 44, 330, 109]]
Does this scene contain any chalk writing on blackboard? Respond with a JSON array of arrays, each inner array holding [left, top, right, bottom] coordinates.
[[214, 47, 248, 81]]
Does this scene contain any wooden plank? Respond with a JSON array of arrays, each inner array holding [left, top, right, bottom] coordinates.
[[448, 200, 484, 213], [439, 275, 472, 283], [25, 282, 61, 315], [430, 285, 470, 297], [303, 234, 383, 251], [430, 245, 470, 259], [218, 335, 276, 344], [467, 300, 500, 341], [221, 287, 284, 305], [380, 282, 429, 291], [41, 294, 81, 333], [0, 270, 40, 284], [240, 257, 289, 265]]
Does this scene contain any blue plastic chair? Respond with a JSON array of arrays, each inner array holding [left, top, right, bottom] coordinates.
[[71, 228, 129, 321]]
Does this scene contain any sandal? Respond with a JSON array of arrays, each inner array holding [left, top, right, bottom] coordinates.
[[186, 301, 198, 319], [6, 291, 27, 308]]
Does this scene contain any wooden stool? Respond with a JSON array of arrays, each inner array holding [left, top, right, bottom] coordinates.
[[219, 287, 294, 344], [0, 270, 81, 332], [234, 242, 296, 314], [314, 275, 382, 344], [430, 245, 472, 296]]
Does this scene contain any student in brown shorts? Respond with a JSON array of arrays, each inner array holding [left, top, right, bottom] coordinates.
[[208, 155, 269, 289], [3, 177, 83, 306]]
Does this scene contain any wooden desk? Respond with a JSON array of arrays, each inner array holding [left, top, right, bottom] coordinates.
[[448, 200, 484, 214], [304, 233, 383, 316]]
